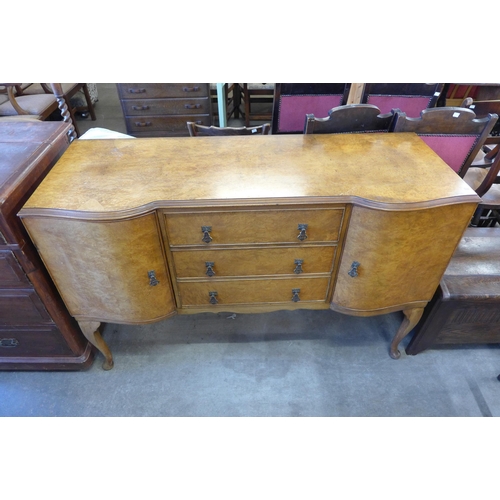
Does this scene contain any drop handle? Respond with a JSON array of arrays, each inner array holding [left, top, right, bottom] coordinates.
[[134, 121, 152, 127], [292, 288, 301, 302], [148, 270, 160, 286], [209, 291, 218, 304], [297, 224, 308, 241], [294, 259, 304, 274], [132, 105, 149, 110], [184, 104, 202, 109], [201, 226, 212, 243], [348, 261, 360, 278], [205, 261, 215, 277]]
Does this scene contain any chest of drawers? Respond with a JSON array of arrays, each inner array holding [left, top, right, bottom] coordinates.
[[19, 133, 480, 369], [117, 83, 212, 137]]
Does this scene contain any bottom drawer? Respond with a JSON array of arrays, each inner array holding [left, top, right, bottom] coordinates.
[[0, 289, 52, 325], [0, 326, 75, 357], [125, 114, 211, 135], [178, 277, 330, 307]]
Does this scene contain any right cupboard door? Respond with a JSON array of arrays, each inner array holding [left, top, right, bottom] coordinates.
[[331, 204, 476, 314]]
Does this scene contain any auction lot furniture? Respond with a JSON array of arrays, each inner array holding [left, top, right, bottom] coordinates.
[[19, 133, 479, 369], [0, 121, 94, 370], [406, 227, 500, 354]]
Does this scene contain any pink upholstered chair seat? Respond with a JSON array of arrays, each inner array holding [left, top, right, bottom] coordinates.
[[278, 94, 344, 132], [367, 95, 432, 117], [419, 135, 478, 174]]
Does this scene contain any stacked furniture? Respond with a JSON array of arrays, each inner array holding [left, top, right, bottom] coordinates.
[[0, 121, 93, 370], [117, 83, 212, 137]]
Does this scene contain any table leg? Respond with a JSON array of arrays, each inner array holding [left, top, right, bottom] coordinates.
[[78, 320, 114, 370], [390, 307, 424, 359]]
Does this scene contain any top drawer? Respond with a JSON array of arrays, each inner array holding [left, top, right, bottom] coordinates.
[[117, 84, 210, 99], [164, 208, 345, 246]]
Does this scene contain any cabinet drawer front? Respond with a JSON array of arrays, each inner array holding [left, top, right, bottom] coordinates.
[[0, 289, 52, 325], [0, 326, 74, 357], [126, 115, 211, 134], [165, 208, 345, 246], [178, 277, 330, 307], [172, 246, 336, 278], [118, 83, 209, 99], [0, 250, 30, 287], [122, 98, 210, 116]]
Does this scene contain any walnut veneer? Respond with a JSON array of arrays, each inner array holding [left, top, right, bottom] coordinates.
[[18, 133, 480, 369]]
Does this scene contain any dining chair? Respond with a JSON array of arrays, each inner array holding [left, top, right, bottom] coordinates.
[[187, 122, 270, 136], [240, 83, 274, 126], [0, 83, 59, 121], [303, 104, 397, 134], [271, 83, 351, 134]]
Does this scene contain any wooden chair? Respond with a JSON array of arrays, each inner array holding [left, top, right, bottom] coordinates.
[[187, 122, 270, 136], [391, 107, 498, 178], [361, 83, 444, 117], [271, 83, 351, 134], [240, 83, 274, 126], [0, 83, 59, 121], [303, 104, 397, 135]]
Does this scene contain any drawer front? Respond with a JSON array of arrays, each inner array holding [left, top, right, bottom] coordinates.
[[164, 208, 345, 246], [118, 83, 209, 99], [0, 250, 30, 287], [172, 246, 336, 278], [126, 115, 211, 134], [0, 289, 52, 326], [122, 98, 210, 116], [0, 326, 74, 357], [178, 277, 331, 307]]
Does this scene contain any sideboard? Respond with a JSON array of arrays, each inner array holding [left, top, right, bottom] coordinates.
[[18, 132, 480, 369], [0, 121, 93, 370]]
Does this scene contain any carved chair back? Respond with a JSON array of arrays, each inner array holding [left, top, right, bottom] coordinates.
[[187, 122, 270, 136]]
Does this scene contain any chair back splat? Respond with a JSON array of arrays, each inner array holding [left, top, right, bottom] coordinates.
[[187, 122, 270, 136], [304, 104, 397, 135]]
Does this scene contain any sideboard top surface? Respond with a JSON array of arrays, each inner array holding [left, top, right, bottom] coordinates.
[[20, 132, 479, 217]]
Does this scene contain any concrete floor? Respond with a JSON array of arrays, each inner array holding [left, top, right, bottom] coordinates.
[[1, 84, 499, 417]]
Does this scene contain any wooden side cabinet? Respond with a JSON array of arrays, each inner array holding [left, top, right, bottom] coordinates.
[[0, 122, 94, 370], [19, 133, 479, 369]]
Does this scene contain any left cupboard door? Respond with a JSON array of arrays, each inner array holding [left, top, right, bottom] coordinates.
[[22, 213, 176, 324]]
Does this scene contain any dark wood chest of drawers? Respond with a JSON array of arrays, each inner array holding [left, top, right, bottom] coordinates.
[[117, 83, 212, 137], [0, 122, 94, 370]]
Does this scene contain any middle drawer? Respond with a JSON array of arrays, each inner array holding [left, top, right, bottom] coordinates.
[[164, 208, 345, 246], [122, 98, 211, 116]]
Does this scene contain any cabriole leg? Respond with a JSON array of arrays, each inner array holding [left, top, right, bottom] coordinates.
[[78, 321, 114, 370], [390, 308, 424, 360]]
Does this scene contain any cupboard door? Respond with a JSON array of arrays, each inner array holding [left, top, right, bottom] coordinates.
[[23, 213, 176, 323], [332, 204, 476, 313]]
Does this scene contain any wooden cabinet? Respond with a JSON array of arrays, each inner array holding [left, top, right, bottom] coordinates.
[[0, 122, 93, 370], [19, 133, 480, 369], [117, 83, 212, 137]]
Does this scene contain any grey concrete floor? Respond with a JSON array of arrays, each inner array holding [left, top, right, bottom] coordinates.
[[1, 84, 499, 417]]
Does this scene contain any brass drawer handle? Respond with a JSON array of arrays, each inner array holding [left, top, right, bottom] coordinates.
[[202, 226, 212, 243], [292, 288, 301, 302], [209, 291, 218, 304], [132, 105, 149, 110], [348, 261, 360, 278], [148, 270, 159, 286], [205, 261, 215, 277], [128, 88, 146, 93], [134, 121, 152, 127], [294, 259, 304, 274], [183, 86, 200, 92], [297, 224, 308, 241], [185, 104, 202, 109], [0, 338, 19, 348]]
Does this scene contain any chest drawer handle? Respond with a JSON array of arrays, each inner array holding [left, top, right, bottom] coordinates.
[[201, 226, 213, 243], [148, 270, 160, 286], [128, 88, 146, 94], [132, 105, 150, 110], [294, 259, 304, 274], [205, 261, 216, 277], [348, 261, 360, 278], [185, 104, 202, 109], [134, 121, 152, 127], [0, 338, 19, 348], [209, 291, 218, 304], [291, 288, 301, 302], [183, 86, 200, 92], [297, 224, 308, 241]]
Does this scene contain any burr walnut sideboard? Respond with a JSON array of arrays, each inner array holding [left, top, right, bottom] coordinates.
[[18, 133, 480, 369], [0, 121, 93, 370]]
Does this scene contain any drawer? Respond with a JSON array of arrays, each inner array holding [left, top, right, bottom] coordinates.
[[0, 250, 30, 287], [122, 98, 210, 116], [125, 115, 211, 135], [178, 277, 331, 307], [0, 326, 74, 357], [172, 246, 336, 278], [0, 289, 52, 325], [118, 83, 210, 99], [164, 208, 345, 246]]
